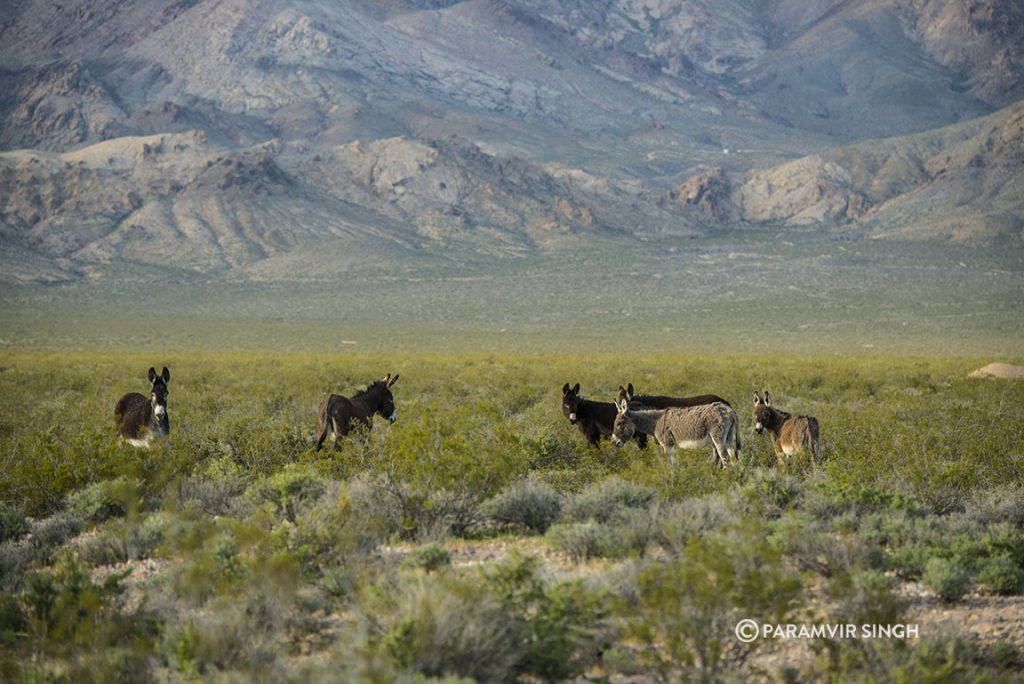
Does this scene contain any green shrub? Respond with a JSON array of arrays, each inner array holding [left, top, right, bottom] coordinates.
[[547, 510, 656, 561], [483, 555, 611, 681], [178, 457, 252, 515], [881, 635, 995, 683], [546, 522, 603, 562], [344, 473, 404, 541], [982, 523, 1024, 568], [254, 465, 327, 522], [771, 513, 882, 577], [66, 476, 141, 523], [381, 479, 483, 542], [161, 604, 283, 679], [805, 481, 919, 520], [976, 554, 1024, 595], [564, 476, 656, 523], [739, 470, 804, 517], [0, 544, 30, 593], [20, 512, 84, 571], [79, 516, 165, 566], [319, 566, 356, 600], [370, 574, 523, 682], [857, 509, 917, 548], [0, 504, 28, 544], [816, 634, 1002, 682], [949, 533, 990, 573], [18, 552, 158, 667], [966, 485, 1024, 528], [887, 543, 932, 580], [285, 483, 384, 574], [482, 476, 562, 533], [922, 557, 971, 603], [985, 640, 1022, 670], [403, 543, 452, 573], [652, 493, 736, 555], [627, 525, 803, 682], [0, 591, 27, 647], [826, 570, 906, 628]]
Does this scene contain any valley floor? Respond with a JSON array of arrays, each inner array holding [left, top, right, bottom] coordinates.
[[1, 352, 1022, 681]]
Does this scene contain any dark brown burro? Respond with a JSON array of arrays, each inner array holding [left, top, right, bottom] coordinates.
[[753, 391, 820, 465], [115, 367, 170, 447], [562, 383, 647, 449], [620, 382, 731, 409], [316, 373, 399, 451]]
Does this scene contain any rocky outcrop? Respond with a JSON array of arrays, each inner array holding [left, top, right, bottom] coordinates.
[[736, 157, 872, 226], [969, 363, 1024, 380], [667, 167, 734, 221]]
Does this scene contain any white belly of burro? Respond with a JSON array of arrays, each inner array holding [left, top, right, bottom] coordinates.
[[674, 437, 710, 450], [782, 444, 798, 456]]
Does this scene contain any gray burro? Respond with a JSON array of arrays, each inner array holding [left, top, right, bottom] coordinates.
[[611, 389, 739, 468]]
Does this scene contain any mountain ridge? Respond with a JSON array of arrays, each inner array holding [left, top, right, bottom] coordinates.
[[1, 0, 1022, 282]]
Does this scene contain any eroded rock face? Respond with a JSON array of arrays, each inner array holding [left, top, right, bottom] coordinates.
[[667, 167, 733, 220], [736, 157, 872, 226], [0, 61, 126, 151]]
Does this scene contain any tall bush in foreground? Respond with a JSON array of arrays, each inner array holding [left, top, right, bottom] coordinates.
[[628, 524, 802, 682]]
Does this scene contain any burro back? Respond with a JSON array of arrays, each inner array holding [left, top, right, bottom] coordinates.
[[612, 389, 739, 468]]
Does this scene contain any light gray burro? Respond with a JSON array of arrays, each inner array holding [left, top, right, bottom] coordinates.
[[611, 389, 739, 467]]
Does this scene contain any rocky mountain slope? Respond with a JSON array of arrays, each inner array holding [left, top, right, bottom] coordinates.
[[1, 0, 1022, 281], [669, 99, 1024, 240]]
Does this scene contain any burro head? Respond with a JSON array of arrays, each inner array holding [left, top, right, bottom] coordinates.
[[378, 373, 400, 423], [752, 390, 772, 434], [611, 391, 635, 447], [148, 366, 170, 420], [561, 382, 581, 424]]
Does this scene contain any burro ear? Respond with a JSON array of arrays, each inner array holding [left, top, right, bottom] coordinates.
[[562, 383, 571, 395], [148, 367, 158, 383], [617, 387, 629, 406], [388, 373, 399, 387], [617, 397, 629, 414], [382, 373, 391, 385], [764, 390, 772, 406], [626, 383, 635, 398], [162, 367, 170, 383], [572, 383, 580, 394], [754, 392, 762, 405]]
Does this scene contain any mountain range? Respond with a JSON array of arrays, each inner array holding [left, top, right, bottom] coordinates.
[[1, 0, 1022, 283]]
